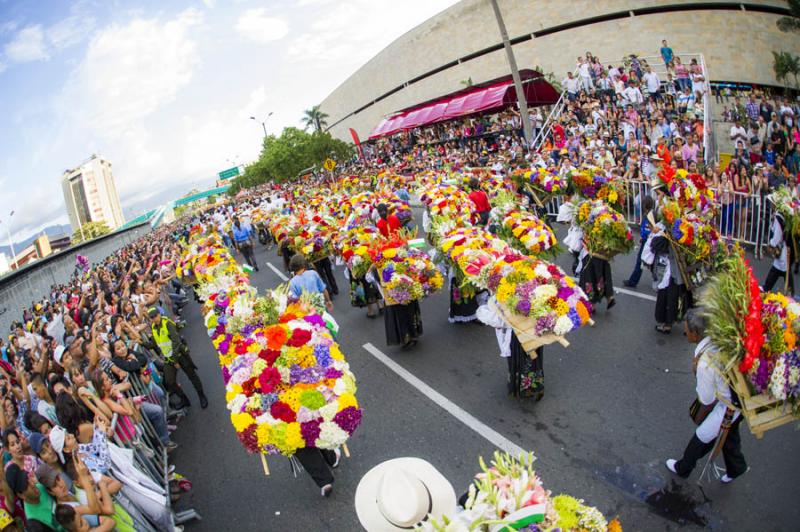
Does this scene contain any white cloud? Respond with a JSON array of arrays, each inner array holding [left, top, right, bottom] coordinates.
[[4, 25, 49, 62], [62, 8, 203, 136], [235, 9, 289, 43], [0, 62, 6, 74], [47, 15, 96, 50]]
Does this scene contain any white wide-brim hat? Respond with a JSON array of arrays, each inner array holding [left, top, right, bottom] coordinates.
[[355, 457, 456, 532]]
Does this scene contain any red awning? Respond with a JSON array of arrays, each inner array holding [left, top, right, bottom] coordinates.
[[368, 71, 558, 140]]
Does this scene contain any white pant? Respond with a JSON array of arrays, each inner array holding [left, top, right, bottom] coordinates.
[[580, 76, 593, 92]]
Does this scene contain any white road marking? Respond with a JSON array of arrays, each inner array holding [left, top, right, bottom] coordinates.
[[614, 286, 657, 302], [362, 342, 526, 456], [570, 276, 657, 302], [266, 262, 289, 282]]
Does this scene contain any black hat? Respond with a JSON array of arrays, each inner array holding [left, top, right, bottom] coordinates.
[[5, 463, 28, 495], [146, 307, 160, 319]]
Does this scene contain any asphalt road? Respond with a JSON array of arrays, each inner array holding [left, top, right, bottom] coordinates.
[[170, 219, 799, 532]]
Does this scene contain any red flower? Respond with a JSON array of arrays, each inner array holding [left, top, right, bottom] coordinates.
[[270, 401, 296, 423], [258, 349, 281, 366], [287, 328, 312, 347], [235, 342, 247, 355], [241, 378, 257, 397], [258, 367, 281, 393], [279, 313, 297, 324], [342, 249, 354, 261]]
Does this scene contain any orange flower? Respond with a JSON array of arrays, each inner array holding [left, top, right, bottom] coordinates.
[[265, 325, 288, 350]]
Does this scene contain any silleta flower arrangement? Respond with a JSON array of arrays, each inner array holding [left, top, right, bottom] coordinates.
[[486, 255, 593, 336], [703, 252, 800, 418], [568, 166, 624, 207], [657, 166, 716, 217], [371, 237, 443, 305], [576, 200, 634, 258], [438, 226, 516, 288], [178, 233, 362, 457], [422, 452, 619, 532], [499, 211, 558, 258], [336, 226, 381, 279], [419, 183, 475, 226]]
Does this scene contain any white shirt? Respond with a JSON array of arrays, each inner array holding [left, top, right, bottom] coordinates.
[[729, 125, 746, 142], [563, 77, 580, 93], [643, 71, 661, 94], [476, 298, 512, 358], [578, 62, 591, 78], [694, 338, 740, 443], [623, 86, 643, 105], [770, 216, 788, 271]]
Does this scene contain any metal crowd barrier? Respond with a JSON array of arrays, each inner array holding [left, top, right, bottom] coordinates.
[[543, 179, 773, 251], [104, 368, 201, 530]]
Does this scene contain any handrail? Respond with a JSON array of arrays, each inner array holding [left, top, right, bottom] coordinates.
[[531, 67, 578, 152]]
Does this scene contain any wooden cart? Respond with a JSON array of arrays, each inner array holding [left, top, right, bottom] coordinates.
[[727, 368, 796, 439]]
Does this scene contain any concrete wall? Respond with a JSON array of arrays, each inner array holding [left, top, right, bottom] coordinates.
[[320, 0, 799, 141], [0, 223, 151, 335]]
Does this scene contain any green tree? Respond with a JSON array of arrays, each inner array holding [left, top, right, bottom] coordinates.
[[301, 105, 329, 132], [772, 51, 800, 91], [71, 221, 111, 244], [777, 0, 800, 33], [229, 127, 353, 195]]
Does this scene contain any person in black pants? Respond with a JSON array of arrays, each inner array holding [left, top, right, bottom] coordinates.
[[314, 257, 339, 296], [666, 309, 747, 483], [294, 447, 340, 497], [232, 217, 259, 271]]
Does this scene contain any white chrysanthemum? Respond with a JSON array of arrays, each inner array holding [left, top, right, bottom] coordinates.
[[277, 366, 291, 383], [554, 316, 574, 336], [319, 401, 339, 422], [533, 285, 558, 300], [769, 357, 787, 400], [316, 421, 348, 448], [227, 395, 247, 413], [255, 412, 278, 425], [534, 264, 550, 277]]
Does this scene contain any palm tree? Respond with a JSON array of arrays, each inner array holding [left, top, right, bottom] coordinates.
[[773, 51, 791, 90], [301, 105, 329, 132], [777, 0, 800, 32]]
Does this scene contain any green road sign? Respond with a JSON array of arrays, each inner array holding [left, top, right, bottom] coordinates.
[[218, 166, 240, 180]]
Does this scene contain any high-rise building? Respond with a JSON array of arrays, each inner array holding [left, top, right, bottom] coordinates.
[[61, 154, 125, 232]]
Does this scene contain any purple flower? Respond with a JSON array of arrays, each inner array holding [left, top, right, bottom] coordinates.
[[222, 366, 231, 385], [241, 323, 256, 336], [314, 344, 332, 367], [568, 308, 582, 329], [304, 314, 326, 328], [333, 406, 363, 434], [516, 298, 532, 316], [382, 265, 394, 283], [325, 368, 343, 379], [301, 420, 321, 446], [535, 314, 556, 335]]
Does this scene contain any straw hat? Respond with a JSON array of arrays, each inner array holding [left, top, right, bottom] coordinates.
[[354, 457, 456, 531]]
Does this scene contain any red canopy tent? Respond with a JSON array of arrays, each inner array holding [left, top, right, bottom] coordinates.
[[368, 70, 558, 140]]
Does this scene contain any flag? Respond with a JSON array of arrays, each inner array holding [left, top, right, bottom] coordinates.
[[349, 128, 365, 162], [242, 264, 254, 274]]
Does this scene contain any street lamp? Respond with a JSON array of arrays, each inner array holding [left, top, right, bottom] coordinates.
[[250, 112, 273, 137]]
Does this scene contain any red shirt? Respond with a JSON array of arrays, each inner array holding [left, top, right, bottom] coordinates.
[[468, 189, 491, 213], [377, 215, 401, 237]]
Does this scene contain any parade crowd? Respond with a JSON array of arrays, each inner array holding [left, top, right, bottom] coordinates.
[[1, 39, 798, 532]]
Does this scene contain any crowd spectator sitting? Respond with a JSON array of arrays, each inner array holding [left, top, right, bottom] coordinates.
[[0, 225, 202, 531]]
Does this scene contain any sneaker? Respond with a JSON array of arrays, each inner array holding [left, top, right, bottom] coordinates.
[[665, 459, 678, 474], [166, 441, 178, 452], [622, 280, 636, 288], [721, 467, 749, 483], [332, 448, 341, 469], [199, 395, 209, 409], [321, 484, 333, 498]]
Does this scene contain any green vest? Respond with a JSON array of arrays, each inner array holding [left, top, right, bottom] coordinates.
[[151, 317, 176, 360]]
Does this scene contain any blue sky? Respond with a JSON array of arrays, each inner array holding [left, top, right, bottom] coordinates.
[[0, 0, 458, 241]]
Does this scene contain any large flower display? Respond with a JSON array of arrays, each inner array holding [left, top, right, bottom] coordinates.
[[499, 210, 558, 258], [511, 167, 567, 202], [703, 252, 800, 433], [371, 234, 444, 305], [568, 166, 624, 207], [575, 200, 634, 258], [423, 452, 619, 532], [177, 232, 362, 456], [419, 183, 475, 226], [486, 254, 593, 336]]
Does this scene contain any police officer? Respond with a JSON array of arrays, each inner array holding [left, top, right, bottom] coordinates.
[[144, 307, 208, 409]]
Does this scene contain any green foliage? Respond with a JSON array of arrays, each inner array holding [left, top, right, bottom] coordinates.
[[71, 221, 112, 244], [772, 50, 800, 91], [777, 0, 800, 33], [301, 105, 330, 132], [229, 128, 353, 194]]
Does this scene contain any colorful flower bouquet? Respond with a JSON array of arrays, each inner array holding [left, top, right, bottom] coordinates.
[[486, 254, 593, 337], [499, 210, 558, 258], [569, 166, 624, 207], [657, 166, 716, 218], [336, 226, 381, 279], [702, 252, 800, 435], [178, 233, 362, 457], [423, 452, 619, 532], [419, 184, 475, 227], [769, 186, 800, 239], [576, 200, 634, 258], [372, 239, 443, 305]]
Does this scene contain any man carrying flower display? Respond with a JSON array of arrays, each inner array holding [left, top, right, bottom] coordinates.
[[665, 309, 747, 483], [288, 255, 334, 313], [143, 307, 209, 409]]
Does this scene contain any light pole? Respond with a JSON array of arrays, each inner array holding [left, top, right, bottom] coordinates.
[[3, 211, 17, 268], [489, 0, 533, 148], [250, 112, 273, 137]]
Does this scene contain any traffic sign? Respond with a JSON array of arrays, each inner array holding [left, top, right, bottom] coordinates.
[[323, 158, 336, 172], [218, 166, 240, 180]]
